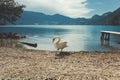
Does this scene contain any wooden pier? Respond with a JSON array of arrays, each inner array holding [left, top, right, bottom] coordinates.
[[101, 31, 120, 41]]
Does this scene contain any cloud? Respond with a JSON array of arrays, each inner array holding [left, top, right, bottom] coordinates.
[[15, 0, 93, 18]]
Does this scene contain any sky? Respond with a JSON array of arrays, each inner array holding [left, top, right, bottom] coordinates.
[[15, 0, 120, 18]]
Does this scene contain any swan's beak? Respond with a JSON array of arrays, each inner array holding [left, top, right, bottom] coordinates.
[[52, 38, 55, 43]]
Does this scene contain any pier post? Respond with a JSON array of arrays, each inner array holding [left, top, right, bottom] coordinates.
[[100, 32, 105, 45], [100, 32, 110, 46], [101, 32, 104, 41], [105, 33, 107, 40], [101, 32, 110, 41], [105, 33, 110, 41], [108, 33, 110, 41]]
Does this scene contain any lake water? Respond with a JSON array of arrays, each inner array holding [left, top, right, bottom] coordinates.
[[0, 25, 120, 51]]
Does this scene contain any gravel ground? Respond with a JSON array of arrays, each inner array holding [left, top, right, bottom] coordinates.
[[0, 47, 120, 80]]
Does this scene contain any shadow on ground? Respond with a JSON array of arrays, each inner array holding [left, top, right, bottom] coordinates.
[[55, 52, 71, 59]]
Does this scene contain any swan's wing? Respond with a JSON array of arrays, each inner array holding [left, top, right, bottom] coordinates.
[[54, 41, 68, 49], [59, 42, 68, 47]]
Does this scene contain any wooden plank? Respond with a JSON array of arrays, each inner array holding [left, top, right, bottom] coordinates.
[[101, 31, 120, 35]]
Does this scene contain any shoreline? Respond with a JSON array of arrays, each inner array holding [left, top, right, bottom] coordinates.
[[22, 46, 120, 53], [0, 47, 120, 79]]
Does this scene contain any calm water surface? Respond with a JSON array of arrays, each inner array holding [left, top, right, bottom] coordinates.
[[0, 25, 120, 51]]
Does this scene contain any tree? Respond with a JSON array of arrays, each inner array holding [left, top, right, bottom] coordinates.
[[0, 0, 25, 25]]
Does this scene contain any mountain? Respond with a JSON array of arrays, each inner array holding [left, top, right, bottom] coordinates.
[[86, 7, 120, 25], [85, 12, 112, 25], [16, 7, 120, 25], [103, 8, 120, 25], [16, 11, 87, 25]]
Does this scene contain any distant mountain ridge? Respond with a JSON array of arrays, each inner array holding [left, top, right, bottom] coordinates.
[[16, 7, 120, 25], [16, 11, 78, 25]]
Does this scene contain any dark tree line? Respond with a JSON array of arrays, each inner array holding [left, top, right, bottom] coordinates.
[[0, 0, 25, 25]]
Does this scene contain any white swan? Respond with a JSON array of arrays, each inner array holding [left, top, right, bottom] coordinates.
[[52, 37, 67, 52]]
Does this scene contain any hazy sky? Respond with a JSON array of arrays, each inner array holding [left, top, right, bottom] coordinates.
[[15, 0, 120, 18]]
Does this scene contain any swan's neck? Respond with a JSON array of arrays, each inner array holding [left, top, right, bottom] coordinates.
[[56, 37, 60, 44]]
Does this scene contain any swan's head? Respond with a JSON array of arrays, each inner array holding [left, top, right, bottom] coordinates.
[[52, 37, 60, 43], [52, 37, 56, 43]]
